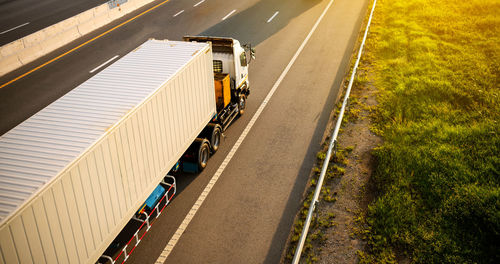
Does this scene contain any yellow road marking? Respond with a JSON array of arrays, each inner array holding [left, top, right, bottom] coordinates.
[[0, 0, 171, 89]]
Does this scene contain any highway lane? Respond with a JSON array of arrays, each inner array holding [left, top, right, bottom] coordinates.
[[125, 0, 369, 263], [0, 0, 368, 262], [0, 0, 108, 45]]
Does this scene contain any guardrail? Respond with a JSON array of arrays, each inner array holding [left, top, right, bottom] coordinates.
[[291, 0, 378, 263], [0, 0, 156, 76]]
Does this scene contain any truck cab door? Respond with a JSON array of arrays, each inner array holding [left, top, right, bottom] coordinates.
[[236, 51, 248, 89]]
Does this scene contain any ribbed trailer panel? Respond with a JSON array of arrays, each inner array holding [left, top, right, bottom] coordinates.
[[0, 40, 216, 263]]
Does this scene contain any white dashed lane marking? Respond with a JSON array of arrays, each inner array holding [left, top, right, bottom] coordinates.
[[89, 55, 119, 73], [173, 10, 184, 17], [0, 22, 30, 34], [222, 9, 236, 20], [193, 0, 205, 7], [267, 11, 279, 23]]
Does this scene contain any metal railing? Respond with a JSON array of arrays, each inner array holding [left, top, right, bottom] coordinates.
[[291, 0, 378, 263]]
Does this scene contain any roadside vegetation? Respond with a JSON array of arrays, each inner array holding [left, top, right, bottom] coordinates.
[[284, 143, 350, 263], [359, 0, 500, 263]]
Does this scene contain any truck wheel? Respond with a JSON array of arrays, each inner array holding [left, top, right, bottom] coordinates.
[[209, 124, 222, 153], [238, 94, 246, 116], [195, 138, 210, 171]]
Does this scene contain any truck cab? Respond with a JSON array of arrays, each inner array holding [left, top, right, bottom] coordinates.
[[183, 36, 253, 130], [184, 36, 251, 94], [211, 38, 250, 94]]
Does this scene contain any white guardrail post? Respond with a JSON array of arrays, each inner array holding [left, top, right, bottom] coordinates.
[[291, 0, 378, 263]]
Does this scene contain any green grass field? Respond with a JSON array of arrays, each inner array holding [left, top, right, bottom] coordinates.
[[360, 0, 499, 263]]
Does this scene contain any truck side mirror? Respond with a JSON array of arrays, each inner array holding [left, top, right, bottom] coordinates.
[[250, 47, 256, 61], [243, 44, 256, 63]]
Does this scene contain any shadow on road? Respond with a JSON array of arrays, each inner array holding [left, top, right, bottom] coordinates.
[[199, 0, 322, 46]]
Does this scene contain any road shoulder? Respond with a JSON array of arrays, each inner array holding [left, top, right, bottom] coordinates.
[[282, 3, 381, 262]]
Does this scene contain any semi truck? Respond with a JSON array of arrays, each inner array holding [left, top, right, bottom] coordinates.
[[0, 36, 254, 264]]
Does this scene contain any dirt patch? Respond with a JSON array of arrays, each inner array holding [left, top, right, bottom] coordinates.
[[315, 72, 380, 264]]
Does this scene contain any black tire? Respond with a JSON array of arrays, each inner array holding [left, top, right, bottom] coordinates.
[[208, 124, 222, 153], [195, 138, 210, 171], [238, 94, 246, 116]]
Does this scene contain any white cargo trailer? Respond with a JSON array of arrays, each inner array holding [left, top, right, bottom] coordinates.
[[0, 39, 232, 264]]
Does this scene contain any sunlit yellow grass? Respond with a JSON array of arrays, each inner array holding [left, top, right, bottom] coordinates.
[[360, 0, 499, 263]]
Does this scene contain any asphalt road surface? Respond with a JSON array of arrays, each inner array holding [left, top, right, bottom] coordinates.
[[0, 0, 108, 46], [0, 0, 368, 263]]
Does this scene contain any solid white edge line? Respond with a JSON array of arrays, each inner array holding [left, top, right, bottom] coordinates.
[[193, 0, 205, 7], [222, 9, 236, 20], [0, 22, 30, 35], [89, 55, 119, 73], [173, 10, 185, 17], [154, 0, 336, 263], [267, 11, 279, 23]]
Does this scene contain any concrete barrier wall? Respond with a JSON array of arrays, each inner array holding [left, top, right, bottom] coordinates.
[[0, 0, 156, 76]]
